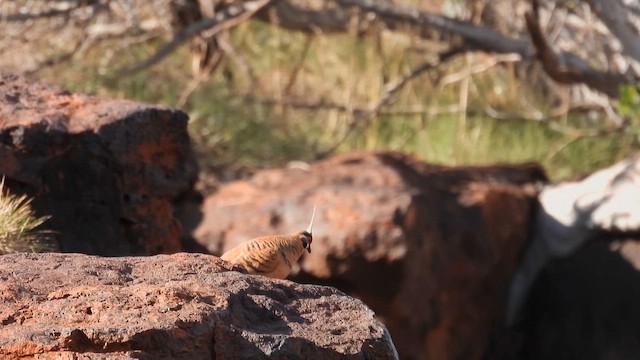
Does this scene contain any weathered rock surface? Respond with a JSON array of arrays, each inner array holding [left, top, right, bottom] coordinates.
[[0, 252, 397, 359], [192, 151, 546, 359], [0, 72, 197, 255]]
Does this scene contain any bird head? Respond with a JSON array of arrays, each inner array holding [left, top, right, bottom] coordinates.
[[301, 205, 316, 253], [299, 231, 312, 253]]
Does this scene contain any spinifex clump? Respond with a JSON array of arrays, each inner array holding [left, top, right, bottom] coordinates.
[[0, 178, 56, 254]]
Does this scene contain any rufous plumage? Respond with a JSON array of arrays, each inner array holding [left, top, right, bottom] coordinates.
[[221, 206, 316, 279]]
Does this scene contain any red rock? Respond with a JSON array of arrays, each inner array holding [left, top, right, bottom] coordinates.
[[0, 252, 397, 359], [0, 72, 197, 255], [192, 151, 545, 359]]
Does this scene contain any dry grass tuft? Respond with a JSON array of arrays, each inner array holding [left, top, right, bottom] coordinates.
[[0, 178, 56, 255]]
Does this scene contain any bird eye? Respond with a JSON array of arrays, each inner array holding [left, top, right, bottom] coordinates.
[[300, 234, 311, 246]]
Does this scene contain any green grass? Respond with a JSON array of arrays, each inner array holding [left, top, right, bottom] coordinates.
[[352, 114, 633, 179]]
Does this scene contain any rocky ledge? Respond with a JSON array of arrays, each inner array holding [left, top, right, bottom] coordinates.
[[0, 253, 397, 359]]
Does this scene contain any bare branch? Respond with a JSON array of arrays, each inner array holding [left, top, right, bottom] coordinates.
[[336, 0, 532, 55], [125, 0, 274, 74], [216, 33, 261, 91], [256, 1, 352, 33], [243, 95, 367, 113], [315, 46, 466, 159], [1, 2, 89, 22], [255, 0, 638, 100], [24, 36, 88, 76], [586, 0, 640, 64], [176, 50, 224, 109], [284, 35, 314, 96], [258, 0, 535, 57], [525, 0, 630, 98]]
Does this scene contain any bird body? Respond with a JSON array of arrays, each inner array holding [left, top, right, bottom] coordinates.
[[221, 232, 310, 279], [221, 206, 316, 279]]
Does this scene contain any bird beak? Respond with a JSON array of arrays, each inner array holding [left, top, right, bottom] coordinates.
[[306, 245, 311, 254]]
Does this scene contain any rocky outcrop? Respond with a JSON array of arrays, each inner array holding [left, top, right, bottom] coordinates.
[[516, 237, 640, 360], [495, 156, 640, 359], [507, 156, 640, 324], [0, 72, 197, 255], [0, 252, 397, 359], [192, 151, 546, 359]]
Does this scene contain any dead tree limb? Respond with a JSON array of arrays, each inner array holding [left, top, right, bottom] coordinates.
[[257, 0, 534, 56], [255, 0, 637, 99], [2, 1, 102, 22], [525, 0, 630, 98], [256, 1, 353, 33], [335, 0, 532, 55], [586, 0, 640, 64], [125, 0, 274, 74]]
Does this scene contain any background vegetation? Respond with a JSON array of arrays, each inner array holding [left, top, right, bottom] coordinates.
[[2, 0, 639, 182]]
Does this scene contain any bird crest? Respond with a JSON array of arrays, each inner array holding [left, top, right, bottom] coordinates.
[[306, 204, 316, 234], [301, 205, 316, 253]]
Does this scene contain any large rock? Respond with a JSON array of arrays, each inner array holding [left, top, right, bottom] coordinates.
[[192, 151, 546, 359], [0, 72, 197, 255], [494, 156, 640, 359], [507, 156, 640, 324], [0, 252, 397, 359], [519, 237, 640, 360]]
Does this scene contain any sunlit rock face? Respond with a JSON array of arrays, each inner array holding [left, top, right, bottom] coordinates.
[[192, 151, 545, 359], [0, 71, 198, 255], [0, 252, 398, 359]]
